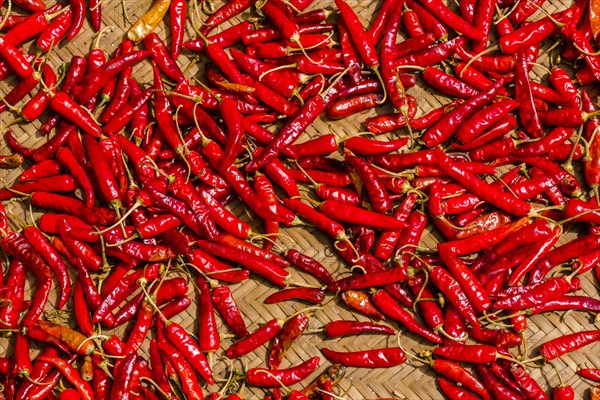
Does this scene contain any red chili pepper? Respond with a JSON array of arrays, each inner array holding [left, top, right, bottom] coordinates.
[[0, 175, 77, 200], [93, 264, 160, 323], [326, 320, 395, 338], [422, 66, 479, 99], [371, 289, 441, 343], [455, 45, 516, 75], [0, 260, 26, 328], [0, 37, 34, 78], [434, 148, 530, 216], [37, 8, 73, 51], [326, 93, 384, 119], [248, 357, 320, 387], [48, 93, 101, 137], [73, 281, 93, 337], [437, 377, 480, 400], [72, 50, 151, 104], [540, 330, 600, 360], [265, 288, 325, 304], [22, 64, 57, 122], [405, 0, 449, 40], [438, 244, 491, 314], [454, 115, 517, 151], [321, 347, 405, 368], [195, 277, 220, 353], [164, 321, 214, 385], [0, 74, 40, 114], [168, 0, 186, 58], [420, 0, 485, 40], [23, 226, 71, 309], [36, 355, 94, 400], [403, 6, 425, 37], [553, 385, 575, 400], [263, 312, 308, 370], [397, 37, 466, 70], [212, 284, 249, 338], [226, 318, 284, 358], [2, 231, 52, 327], [17, 161, 61, 182], [578, 368, 600, 382], [455, 99, 520, 144], [476, 365, 523, 400], [197, 240, 289, 287], [434, 344, 501, 364], [422, 79, 504, 147]]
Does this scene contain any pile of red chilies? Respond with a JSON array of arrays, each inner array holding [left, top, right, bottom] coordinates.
[[2, 0, 600, 398]]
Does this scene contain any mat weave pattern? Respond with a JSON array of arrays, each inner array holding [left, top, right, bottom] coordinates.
[[1, 0, 599, 398]]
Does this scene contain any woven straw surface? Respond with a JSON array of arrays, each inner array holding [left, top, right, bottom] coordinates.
[[1, 0, 600, 398]]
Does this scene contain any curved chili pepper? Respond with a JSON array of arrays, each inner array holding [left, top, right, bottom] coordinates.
[[248, 357, 320, 387], [321, 347, 405, 368], [0, 260, 26, 328], [396, 36, 466, 69], [36, 355, 94, 400], [18, 160, 61, 182], [435, 149, 530, 216], [476, 365, 522, 400], [437, 377, 480, 400], [24, 226, 71, 309], [197, 240, 289, 286], [578, 368, 600, 382], [2, 232, 52, 327], [212, 284, 248, 338], [165, 321, 214, 385], [423, 79, 504, 147], [540, 330, 600, 361], [327, 266, 409, 293], [286, 249, 333, 284], [405, 0, 448, 39], [265, 288, 325, 304], [36, 8, 73, 51], [372, 289, 441, 343], [226, 318, 283, 358], [326, 320, 395, 338], [73, 281, 93, 337]]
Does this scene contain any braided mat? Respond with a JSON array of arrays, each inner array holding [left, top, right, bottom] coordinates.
[[1, 0, 600, 398]]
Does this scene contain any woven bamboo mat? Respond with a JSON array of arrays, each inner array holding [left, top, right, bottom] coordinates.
[[1, 0, 600, 398]]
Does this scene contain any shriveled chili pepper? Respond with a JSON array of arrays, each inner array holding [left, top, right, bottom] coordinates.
[[437, 377, 480, 400], [326, 320, 394, 338], [540, 330, 600, 361], [226, 318, 285, 358], [286, 249, 334, 285], [434, 148, 530, 216], [0, 74, 40, 115], [17, 160, 61, 182], [396, 36, 467, 70], [422, 79, 504, 147], [372, 289, 441, 343], [578, 369, 600, 382], [212, 284, 248, 338], [197, 240, 289, 286], [248, 357, 320, 387], [23, 226, 71, 309], [405, 0, 448, 39], [0, 260, 26, 328], [164, 321, 214, 385], [326, 266, 409, 293], [265, 288, 325, 304], [476, 365, 522, 400], [321, 347, 405, 368], [2, 231, 53, 327]]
